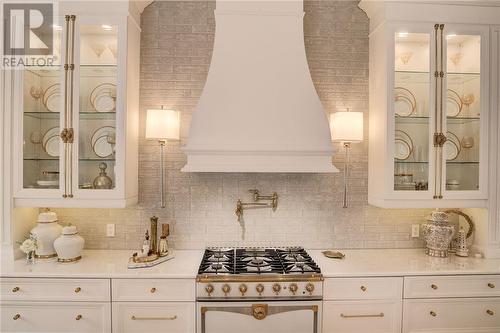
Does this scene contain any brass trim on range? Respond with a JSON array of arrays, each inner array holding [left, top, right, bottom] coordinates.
[[57, 256, 81, 263], [200, 304, 318, 333], [196, 274, 323, 283]]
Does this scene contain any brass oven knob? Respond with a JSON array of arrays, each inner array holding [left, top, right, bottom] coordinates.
[[12, 287, 20, 293], [488, 283, 496, 289], [272, 283, 281, 295], [256, 283, 265, 295], [289, 283, 298, 295], [205, 284, 214, 296], [306, 283, 315, 295], [239, 284, 248, 296], [431, 284, 438, 290], [222, 284, 231, 296]]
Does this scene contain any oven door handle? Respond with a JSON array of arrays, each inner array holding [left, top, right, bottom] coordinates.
[[200, 304, 319, 333]]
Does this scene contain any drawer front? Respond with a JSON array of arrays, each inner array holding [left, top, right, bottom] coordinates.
[[112, 279, 195, 301], [324, 277, 403, 300], [403, 298, 500, 333], [323, 300, 402, 333], [1, 301, 111, 333], [0, 278, 110, 302], [404, 275, 500, 298], [112, 302, 195, 333]]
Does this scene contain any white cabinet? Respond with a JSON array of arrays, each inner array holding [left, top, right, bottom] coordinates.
[[11, 2, 140, 208], [112, 302, 195, 333], [360, 1, 500, 208], [322, 277, 403, 333], [112, 278, 195, 302]]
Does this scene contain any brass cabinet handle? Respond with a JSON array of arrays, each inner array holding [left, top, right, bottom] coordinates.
[[74, 287, 81, 293], [360, 286, 367, 292], [75, 314, 82, 320], [150, 287, 157, 293], [341, 313, 384, 319], [431, 284, 438, 290], [430, 311, 437, 317], [131, 315, 177, 321], [488, 283, 496, 289], [486, 309, 495, 316], [12, 287, 20, 292], [13, 314, 21, 320]]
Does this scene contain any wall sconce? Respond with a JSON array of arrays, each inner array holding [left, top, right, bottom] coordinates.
[[330, 109, 363, 208], [145, 108, 180, 208]]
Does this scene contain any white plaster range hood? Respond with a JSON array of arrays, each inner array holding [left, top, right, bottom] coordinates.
[[182, 0, 338, 173]]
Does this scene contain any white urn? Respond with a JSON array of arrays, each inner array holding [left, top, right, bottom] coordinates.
[[53, 225, 85, 262], [31, 211, 63, 259]]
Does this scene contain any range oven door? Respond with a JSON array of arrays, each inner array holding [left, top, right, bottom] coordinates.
[[197, 300, 321, 333]]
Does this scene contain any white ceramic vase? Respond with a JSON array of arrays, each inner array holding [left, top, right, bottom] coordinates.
[[53, 226, 85, 262], [31, 211, 63, 259]]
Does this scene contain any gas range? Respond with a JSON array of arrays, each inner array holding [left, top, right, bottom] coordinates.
[[196, 247, 323, 300]]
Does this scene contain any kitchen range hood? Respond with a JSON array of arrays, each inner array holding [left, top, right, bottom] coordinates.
[[182, 0, 337, 173]]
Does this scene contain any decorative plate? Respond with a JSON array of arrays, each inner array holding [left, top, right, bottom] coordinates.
[[394, 87, 416, 117], [90, 83, 116, 112], [42, 127, 60, 157], [42, 84, 60, 112], [446, 89, 463, 117]]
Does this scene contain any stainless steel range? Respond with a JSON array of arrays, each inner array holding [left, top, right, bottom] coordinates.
[[196, 247, 323, 333]]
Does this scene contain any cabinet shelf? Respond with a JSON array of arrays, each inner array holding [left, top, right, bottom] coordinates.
[[395, 160, 479, 164], [395, 116, 480, 124], [24, 158, 115, 162], [24, 111, 116, 119]]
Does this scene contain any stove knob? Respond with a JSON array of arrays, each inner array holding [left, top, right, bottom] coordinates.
[[256, 283, 265, 295], [239, 284, 248, 296], [305, 283, 315, 295], [222, 284, 231, 296], [205, 284, 214, 296], [272, 283, 281, 295], [289, 283, 298, 295]]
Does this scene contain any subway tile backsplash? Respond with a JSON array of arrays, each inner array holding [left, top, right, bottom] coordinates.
[[51, 1, 427, 250]]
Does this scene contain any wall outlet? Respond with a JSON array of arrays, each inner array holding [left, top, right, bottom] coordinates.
[[106, 224, 115, 237], [411, 224, 420, 238]]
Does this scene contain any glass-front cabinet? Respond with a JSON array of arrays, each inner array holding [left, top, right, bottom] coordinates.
[[13, 8, 140, 208], [367, 21, 489, 208]]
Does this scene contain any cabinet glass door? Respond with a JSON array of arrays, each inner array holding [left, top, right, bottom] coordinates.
[[393, 31, 432, 192], [76, 23, 118, 190], [444, 33, 481, 191], [22, 21, 63, 190]]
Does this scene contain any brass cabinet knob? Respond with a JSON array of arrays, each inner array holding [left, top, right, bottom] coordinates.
[[289, 283, 298, 295], [12, 287, 20, 293], [430, 311, 437, 317], [488, 283, 496, 289], [150, 287, 156, 293], [486, 309, 495, 316], [256, 283, 265, 295], [306, 283, 315, 295], [75, 314, 82, 321], [222, 284, 231, 296], [74, 287, 81, 293], [431, 284, 438, 290], [205, 284, 214, 296], [239, 284, 248, 296], [272, 283, 281, 295], [360, 286, 367, 292], [13, 314, 20, 320]]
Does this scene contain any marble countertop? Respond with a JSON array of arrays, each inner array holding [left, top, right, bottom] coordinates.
[[1, 248, 499, 279]]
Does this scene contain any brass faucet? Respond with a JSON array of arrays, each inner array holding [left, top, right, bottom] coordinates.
[[235, 190, 278, 222]]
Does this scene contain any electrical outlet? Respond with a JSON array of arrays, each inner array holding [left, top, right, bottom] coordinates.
[[106, 224, 115, 237], [411, 224, 420, 238]]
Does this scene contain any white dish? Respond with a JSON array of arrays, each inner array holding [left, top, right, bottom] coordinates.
[[394, 87, 416, 117], [94, 94, 115, 112], [446, 89, 463, 117], [37, 180, 59, 187], [93, 135, 114, 157], [91, 126, 115, 147], [395, 139, 411, 160], [90, 83, 116, 112], [42, 127, 60, 157], [42, 84, 60, 112], [444, 140, 459, 160]]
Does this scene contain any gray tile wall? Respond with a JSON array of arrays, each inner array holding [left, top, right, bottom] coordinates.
[[52, 0, 427, 250]]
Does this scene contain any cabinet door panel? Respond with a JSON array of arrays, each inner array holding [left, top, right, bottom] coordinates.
[[323, 300, 402, 333], [403, 298, 500, 333]]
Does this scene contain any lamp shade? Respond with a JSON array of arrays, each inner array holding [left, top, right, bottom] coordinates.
[[330, 111, 363, 142], [145, 109, 180, 140]]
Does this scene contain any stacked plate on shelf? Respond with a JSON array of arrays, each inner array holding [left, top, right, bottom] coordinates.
[[91, 126, 115, 158], [394, 129, 413, 161], [446, 89, 463, 117], [90, 83, 116, 112], [444, 131, 461, 161], [42, 127, 60, 157], [394, 87, 416, 117], [42, 84, 60, 112]]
